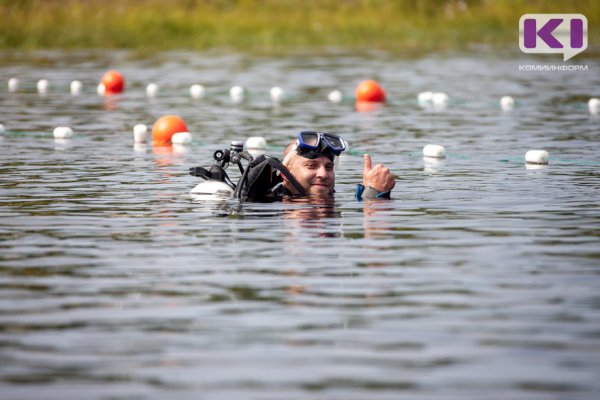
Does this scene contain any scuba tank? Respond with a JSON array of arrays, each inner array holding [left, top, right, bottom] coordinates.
[[189, 141, 306, 201], [189, 180, 235, 198]]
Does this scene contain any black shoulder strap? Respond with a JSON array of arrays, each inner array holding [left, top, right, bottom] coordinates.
[[265, 157, 306, 196], [234, 155, 306, 200]]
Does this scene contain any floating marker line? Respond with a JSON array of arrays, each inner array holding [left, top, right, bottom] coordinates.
[[541, 158, 600, 165], [2, 129, 598, 166], [1, 130, 56, 138], [6, 81, 597, 113]]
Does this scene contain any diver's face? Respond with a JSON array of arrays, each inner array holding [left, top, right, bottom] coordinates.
[[287, 155, 335, 197]]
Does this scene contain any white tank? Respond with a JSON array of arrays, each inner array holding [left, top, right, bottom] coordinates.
[[190, 180, 234, 200]]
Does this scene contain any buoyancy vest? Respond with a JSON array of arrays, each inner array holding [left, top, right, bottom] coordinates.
[[190, 154, 306, 202], [233, 154, 306, 201]]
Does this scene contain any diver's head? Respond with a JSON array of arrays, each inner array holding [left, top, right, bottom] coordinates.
[[282, 131, 347, 197]]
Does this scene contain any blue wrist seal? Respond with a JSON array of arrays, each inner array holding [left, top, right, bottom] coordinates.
[[355, 184, 391, 200]]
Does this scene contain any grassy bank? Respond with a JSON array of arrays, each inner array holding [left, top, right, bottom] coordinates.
[[1, 0, 598, 53]]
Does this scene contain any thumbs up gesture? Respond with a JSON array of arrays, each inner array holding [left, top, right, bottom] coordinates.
[[363, 154, 395, 193]]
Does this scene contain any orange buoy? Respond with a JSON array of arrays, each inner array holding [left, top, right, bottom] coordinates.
[[152, 115, 188, 146], [355, 80, 386, 103], [101, 70, 125, 94]]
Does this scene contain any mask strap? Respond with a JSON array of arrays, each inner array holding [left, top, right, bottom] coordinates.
[[333, 155, 340, 173], [282, 142, 298, 166]]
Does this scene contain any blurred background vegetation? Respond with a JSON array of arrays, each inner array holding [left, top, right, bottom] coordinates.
[[0, 0, 597, 54]]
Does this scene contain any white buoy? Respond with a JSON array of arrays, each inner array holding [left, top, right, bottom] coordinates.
[[53, 126, 74, 139], [270, 86, 285, 103], [97, 83, 106, 95], [525, 150, 549, 165], [417, 91, 434, 107], [133, 124, 148, 143], [500, 96, 514, 111], [190, 84, 205, 99], [328, 90, 343, 103], [245, 136, 267, 157], [146, 83, 159, 98], [171, 132, 193, 145], [0, 123, 5, 134], [37, 79, 49, 94], [246, 136, 266, 150], [8, 78, 19, 92], [422, 144, 446, 158], [432, 92, 449, 108], [588, 98, 600, 115], [70, 80, 82, 95], [230, 85, 245, 103]]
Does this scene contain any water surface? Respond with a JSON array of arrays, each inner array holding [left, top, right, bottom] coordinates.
[[1, 49, 599, 400]]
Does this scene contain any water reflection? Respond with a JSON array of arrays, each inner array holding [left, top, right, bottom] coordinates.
[[282, 197, 338, 220], [102, 95, 121, 111], [133, 143, 148, 154], [355, 101, 384, 113], [53, 138, 72, 150], [279, 197, 341, 237], [423, 156, 445, 174], [152, 145, 176, 166]]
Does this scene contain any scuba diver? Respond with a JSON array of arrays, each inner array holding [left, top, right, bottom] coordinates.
[[189, 131, 395, 202]]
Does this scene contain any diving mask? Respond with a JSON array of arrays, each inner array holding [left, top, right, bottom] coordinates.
[[282, 131, 347, 166], [296, 131, 347, 156]]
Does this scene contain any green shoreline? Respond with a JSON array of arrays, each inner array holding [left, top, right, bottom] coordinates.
[[1, 0, 598, 54]]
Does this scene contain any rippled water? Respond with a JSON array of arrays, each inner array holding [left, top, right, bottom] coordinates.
[[1, 49, 600, 400]]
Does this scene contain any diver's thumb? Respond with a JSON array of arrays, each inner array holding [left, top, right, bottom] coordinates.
[[363, 154, 372, 173]]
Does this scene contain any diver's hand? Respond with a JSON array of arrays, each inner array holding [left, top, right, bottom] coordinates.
[[363, 154, 395, 193]]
